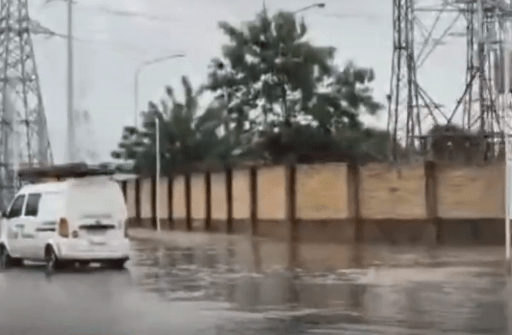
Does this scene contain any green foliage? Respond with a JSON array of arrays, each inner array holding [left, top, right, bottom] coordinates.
[[112, 7, 388, 172], [112, 76, 229, 174]]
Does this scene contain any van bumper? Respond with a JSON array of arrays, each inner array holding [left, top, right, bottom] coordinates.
[[55, 239, 130, 261]]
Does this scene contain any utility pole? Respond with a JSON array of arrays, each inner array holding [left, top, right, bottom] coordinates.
[[504, 17, 511, 264], [67, 0, 75, 163]]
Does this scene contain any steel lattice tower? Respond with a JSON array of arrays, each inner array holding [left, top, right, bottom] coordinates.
[[388, 0, 422, 160], [0, 0, 53, 209], [459, 1, 512, 137], [388, 0, 512, 161]]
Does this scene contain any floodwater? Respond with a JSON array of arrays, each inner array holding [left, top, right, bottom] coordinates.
[[0, 234, 511, 334]]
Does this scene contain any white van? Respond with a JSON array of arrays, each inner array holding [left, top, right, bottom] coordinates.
[[0, 175, 130, 271]]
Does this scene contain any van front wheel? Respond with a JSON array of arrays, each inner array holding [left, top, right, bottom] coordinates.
[[45, 247, 62, 274], [0, 246, 12, 269], [0, 246, 22, 269]]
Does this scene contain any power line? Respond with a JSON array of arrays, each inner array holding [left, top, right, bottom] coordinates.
[[35, 1, 178, 58], [42, 1, 179, 23], [31, 23, 161, 60], [75, 4, 179, 23], [321, 12, 385, 22]]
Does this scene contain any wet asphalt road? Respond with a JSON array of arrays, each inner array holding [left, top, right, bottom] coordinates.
[[0, 239, 511, 335]]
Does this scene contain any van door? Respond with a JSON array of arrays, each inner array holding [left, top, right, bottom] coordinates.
[[5, 194, 26, 257], [32, 192, 64, 260], [21, 193, 42, 259]]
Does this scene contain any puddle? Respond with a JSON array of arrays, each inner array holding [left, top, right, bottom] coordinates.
[[128, 240, 511, 334]]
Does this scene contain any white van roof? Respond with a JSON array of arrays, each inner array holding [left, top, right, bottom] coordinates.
[[19, 181, 68, 194], [18, 176, 116, 194]]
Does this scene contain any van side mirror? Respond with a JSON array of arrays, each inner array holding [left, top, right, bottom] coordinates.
[[1, 210, 7, 218]]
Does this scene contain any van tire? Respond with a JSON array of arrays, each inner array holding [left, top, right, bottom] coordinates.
[[107, 259, 127, 270], [0, 245, 12, 269], [45, 246, 62, 274], [11, 258, 23, 267], [77, 261, 90, 268], [0, 245, 22, 269]]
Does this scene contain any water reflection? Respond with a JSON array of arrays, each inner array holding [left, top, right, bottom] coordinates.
[[129, 240, 511, 334]]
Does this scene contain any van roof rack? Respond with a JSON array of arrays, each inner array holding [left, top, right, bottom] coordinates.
[[18, 163, 116, 181]]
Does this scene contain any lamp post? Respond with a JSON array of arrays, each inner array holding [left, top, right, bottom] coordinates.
[[133, 53, 185, 128], [155, 113, 161, 232], [293, 3, 325, 14], [133, 53, 184, 232]]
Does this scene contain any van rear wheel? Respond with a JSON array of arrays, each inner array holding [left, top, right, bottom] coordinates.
[[107, 259, 127, 270]]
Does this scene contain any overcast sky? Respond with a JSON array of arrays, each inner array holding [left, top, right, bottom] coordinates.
[[31, 0, 467, 164]]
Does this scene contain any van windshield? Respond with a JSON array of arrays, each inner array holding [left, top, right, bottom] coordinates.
[[66, 180, 126, 219]]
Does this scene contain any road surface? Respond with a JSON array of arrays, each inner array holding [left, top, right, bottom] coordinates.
[[0, 236, 510, 334]]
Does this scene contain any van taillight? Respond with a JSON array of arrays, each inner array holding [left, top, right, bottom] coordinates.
[[58, 218, 69, 238]]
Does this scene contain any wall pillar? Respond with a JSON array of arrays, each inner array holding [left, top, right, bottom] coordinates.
[[151, 176, 157, 230], [168, 176, 173, 230], [425, 161, 441, 244], [205, 171, 212, 231], [286, 164, 298, 270], [185, 174, 192, 231], [250, 167, 258, 236], [135, 178, 141, 226], [226, 168, 233, 234], [348, 163, 363, 242]]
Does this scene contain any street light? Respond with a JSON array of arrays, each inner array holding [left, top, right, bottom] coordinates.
[[133, 53, 185, 128], [133, 53, 184, 233], [293, 3, 325, 14], [155, 112, 161, 232]]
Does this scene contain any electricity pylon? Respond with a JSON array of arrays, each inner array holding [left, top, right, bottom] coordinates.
[[0, 0, 53, 209]]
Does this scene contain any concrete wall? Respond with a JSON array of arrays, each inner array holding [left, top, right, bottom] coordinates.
[[126, 180, 136, 219], [437, 164, 505, 219], [173, 175, 186, 219], [295, 163, 350, 220], [232, 169, 250, 220], [157, 177, 169, 229], [122, 161, 508, 246], [190, 173, 206, 231], [257, 166, 286, 220], [140, 179, 152, 219], [211, 172, 227, 220], [360, 163, 427, 219]]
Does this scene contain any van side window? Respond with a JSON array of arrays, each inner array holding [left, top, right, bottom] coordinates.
[[24, 193, 42, 217], [7, 195, 25, 219]]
